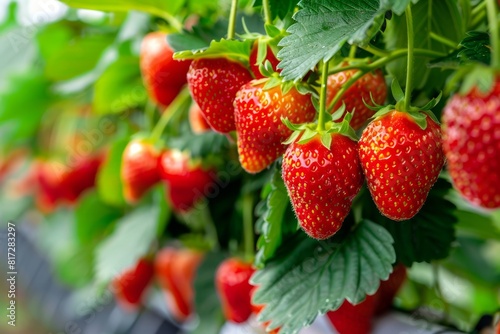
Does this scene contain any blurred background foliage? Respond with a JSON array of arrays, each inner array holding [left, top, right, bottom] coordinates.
[[0, 0, 498, 333]]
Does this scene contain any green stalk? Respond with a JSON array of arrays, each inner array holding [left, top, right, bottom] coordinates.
[[228, 0, 239, 39], [145, 99, 156, 131], [403, 5, 415, 112], [486, 0, 500, 67], [362, 44, 389, 57], [150, 88, 190, 142], [262, 0, 272, 25], [242, 193, 255, 261], [429, 32, 457, 49], [348, 45, 358, 59], [327, 70, 365, 113], [317, 61, 330, 132], [327, 48, 446, 76]]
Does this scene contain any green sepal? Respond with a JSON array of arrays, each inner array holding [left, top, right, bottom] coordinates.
[[297, 127, 317, 144], [391, 78, 405, 103], [263, 76, 282, 90], [330, 103, 346, 122], [281, 117, 303, 132], [282, 129, 303, 145], [173, 38, 252, 65], [265, 24, 282, 38], [460, 65, 496, 94], [363, 92, 385, 111], [406, 111, 428, 130], [320, 132, 332, 149]]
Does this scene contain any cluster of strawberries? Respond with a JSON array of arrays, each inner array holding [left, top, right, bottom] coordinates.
[[112, 29, 500, 333]]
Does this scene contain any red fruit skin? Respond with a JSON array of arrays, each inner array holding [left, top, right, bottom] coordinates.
[[59, 153, 104, 203], [234, 79, 316, 174], [112, 258, 155, 311], [121, 140, 161, 204], [187, 58, 253, 133], [375, 264, 407, 315], [158, 149, 216, 212], [155, 248, 204, 321], [327, 295, 377, 334], [216, 258, 256, 323], [35, 160, 66, 213], [140, 32, 191, 108], [282, 134, 364, 239], [249, 42, 281, 79], [326, 68, 387, 130], [188, 102, 211, 134], [359, 111, 445, 221], [442, 79, 500, 209]]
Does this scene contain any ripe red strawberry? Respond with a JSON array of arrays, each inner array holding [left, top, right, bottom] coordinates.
[[442, 78, 500, 209], [234, 79, 316, 173], [34, 159, 66, 213], [140, 32, 192, 108], [121, 139, 161, 204], [249, 41, 281, 79], [112, 258, 154, 311], [326, 294, 377, 334], [326, 68, 387, 130], [216, 258, 255, 323], [159, 149, 216, 212], [187, 58, 253, 133], [375, 264, 407, 315], [359, 111, 444, 220], [282, 133, 364, 239], [155, 247, 204, 321], [188, 102, 211, 134], [59, 152, 104, 203]]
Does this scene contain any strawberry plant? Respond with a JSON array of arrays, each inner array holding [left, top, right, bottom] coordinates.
[[1, 0, 500, 333]]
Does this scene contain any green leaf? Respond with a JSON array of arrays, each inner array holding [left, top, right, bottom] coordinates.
[[93, 56, 146, 115], [97, 137, 128, 206], [44, 33, 113, 81], [0, 74, 51, 150], [255, 166, 297, 268], [362, 178, 457, 266], [384, 0, 466, 91], [429, 31, 491, 69], [174, 38, 253, 64], [380, 0, 414, 15], [252, 220, 395, 334], [60, 0, 185, 16], [95, 205, 160, 283], [277, 0, 381, 81], [191, 252, 226, 334], [75, 191, 123, 244], [254, 0, 300, 20], [39, 209, 94, 287]]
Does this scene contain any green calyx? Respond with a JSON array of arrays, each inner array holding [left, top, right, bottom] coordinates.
[[282, 105, 358, 150], [369, 79, 441, 130]]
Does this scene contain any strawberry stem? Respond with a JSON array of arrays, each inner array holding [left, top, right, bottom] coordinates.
[[429, 32, 457, 49], [227, 0, 239, 39], [403, 4, 415, 112], [348, 45, 358, 59], [145, 99, 156, 131], [150, 88, 190, 143], [262, 0, 272, 25], [242, 193, 255, 262], [486, 0, 500, 68], [326, 70, 365, 113], [317, 61, 330, 132], [471, 1, 487, 29]]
